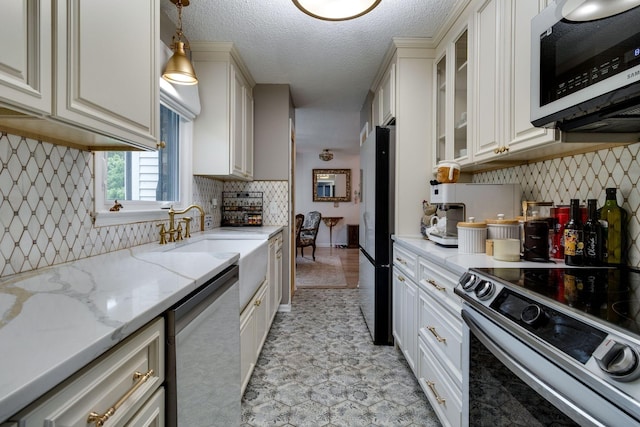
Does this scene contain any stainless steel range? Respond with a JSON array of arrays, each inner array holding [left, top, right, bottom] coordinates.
[[455, 267, 640, 426]]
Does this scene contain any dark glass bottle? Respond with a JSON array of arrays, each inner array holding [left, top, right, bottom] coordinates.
[[564, 199, 584, 266], [598, 188, 627, 265], [583, 199, 602, 266]]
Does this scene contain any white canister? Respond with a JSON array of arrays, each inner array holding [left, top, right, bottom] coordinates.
[[493, 239, 521, 262], [457, 217, 487, 254], [486, 214, 520, 240]]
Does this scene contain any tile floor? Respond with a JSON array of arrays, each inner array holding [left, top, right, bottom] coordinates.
[[240, 288, 442, 426]]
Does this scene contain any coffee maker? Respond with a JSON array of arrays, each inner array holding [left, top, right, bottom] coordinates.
[[428, 183, 521, 247]]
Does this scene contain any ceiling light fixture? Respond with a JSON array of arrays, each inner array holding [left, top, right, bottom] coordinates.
[[562, 0, 640, 21], [162, 0, 198, 85], [319, 149, 334, 161], [292, 0, 381, 21]]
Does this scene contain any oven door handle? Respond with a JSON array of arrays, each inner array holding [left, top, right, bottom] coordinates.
[[462, 307, 608, 427]]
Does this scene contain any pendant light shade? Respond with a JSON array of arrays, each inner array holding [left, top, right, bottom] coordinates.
[[293, 0, 381, 21], [163, 42, 198, 85], [162, 0, 198, 85]]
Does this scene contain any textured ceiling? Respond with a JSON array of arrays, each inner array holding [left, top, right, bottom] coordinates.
[[161, 0, 458, 154]]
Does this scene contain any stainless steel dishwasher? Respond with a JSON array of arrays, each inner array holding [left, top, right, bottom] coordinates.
[[166, 264, 240, 427]]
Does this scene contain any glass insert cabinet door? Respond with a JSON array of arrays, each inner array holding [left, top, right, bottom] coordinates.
[[435, 29, 469, 165]]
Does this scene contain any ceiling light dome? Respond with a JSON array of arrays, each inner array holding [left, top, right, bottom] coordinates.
[[293, 0, 381, 21], [319, 149, 334, 161]]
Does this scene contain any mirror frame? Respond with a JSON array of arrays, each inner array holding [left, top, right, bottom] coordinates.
[[312, 168, 351, 202]]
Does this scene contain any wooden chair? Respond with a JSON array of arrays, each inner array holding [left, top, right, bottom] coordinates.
[[294, 214, 304, 247], [296, 211, 321, 260]]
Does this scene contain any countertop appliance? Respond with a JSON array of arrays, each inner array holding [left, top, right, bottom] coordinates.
[[359, 126, 394, 345], [531, 1, 640, 135], [166, 264, 241, 427], [456, 266, 640, 426], [428, 183, 520, 247]]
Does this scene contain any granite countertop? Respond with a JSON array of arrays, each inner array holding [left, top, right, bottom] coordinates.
[[393, 235, 568, 275], [0, 226, 283, 423]]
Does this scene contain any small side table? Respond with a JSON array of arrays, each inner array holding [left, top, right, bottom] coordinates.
[[322, 217, 343, 247]]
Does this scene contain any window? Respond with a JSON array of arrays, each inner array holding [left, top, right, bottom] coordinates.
[[94, 103, 193, 226], [106, 106, 180, 202]]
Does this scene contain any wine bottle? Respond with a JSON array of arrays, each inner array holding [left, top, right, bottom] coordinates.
[[564, 199, 584, 266], [598, 188, 627, 265], [583, 199, 602, 266]]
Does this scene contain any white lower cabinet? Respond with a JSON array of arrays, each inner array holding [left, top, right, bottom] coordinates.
[[125, 388, 165, 427], [268, 232, 283, 321], [418, 337, 463, 427], [393, 241, 464, 427], [11, 318, 165, 427], [240, 279, 269, 393], [391, 267, 418, 374]]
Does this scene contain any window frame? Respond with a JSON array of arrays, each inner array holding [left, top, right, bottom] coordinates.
[[93, 102, 193, 227]]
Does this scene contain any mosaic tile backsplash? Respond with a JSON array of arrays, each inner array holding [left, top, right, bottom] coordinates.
[[0, 131, 637, 277], [0, 133, 288, 278], [474, 142, 640, 268]]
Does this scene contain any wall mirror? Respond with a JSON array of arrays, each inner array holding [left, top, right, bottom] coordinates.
[[312, 169, 351, 202]]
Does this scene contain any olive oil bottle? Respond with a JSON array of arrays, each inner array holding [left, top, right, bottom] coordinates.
[[598, 188, 627, 266], [583, 199, 602, 266]]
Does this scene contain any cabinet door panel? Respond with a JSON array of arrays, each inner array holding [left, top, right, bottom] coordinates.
[[392, 268, 404, 347], [244, 88, 254, 178], [240, 303, 256, 394], [0, 1, 51, 114], [232, 67, 244, 177], [507, 0, 556, 151], [381, 64, 395, 125], [54, 0, 158, 149], [403, 278, 418, 374], [472, 0, 502, 160]]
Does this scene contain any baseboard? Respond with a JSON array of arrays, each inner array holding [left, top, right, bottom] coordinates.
[[278, 303, 291, 312]]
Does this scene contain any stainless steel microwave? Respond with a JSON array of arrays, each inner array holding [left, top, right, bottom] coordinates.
[[531, 1, 640, 134]]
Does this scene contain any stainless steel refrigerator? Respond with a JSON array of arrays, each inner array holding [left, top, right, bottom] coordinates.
[[359, 126, 394, 345]]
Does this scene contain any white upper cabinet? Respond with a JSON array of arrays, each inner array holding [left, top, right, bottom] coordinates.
[[0, 1, 52, 115], [470, 0, 503, 162], [472, 0, 556, 163], [54, 0, 159, 150], [192, 43, 255, 180], [434, 28, 470, 166], [503, 0, 556, 152], [0, 0, 160, 150], [380, 63, 396, 125]]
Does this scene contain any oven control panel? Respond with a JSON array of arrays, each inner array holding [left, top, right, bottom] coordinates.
[[457, 271, 502, 304]]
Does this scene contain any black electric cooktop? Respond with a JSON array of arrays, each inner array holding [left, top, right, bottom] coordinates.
[[473, 267, 640, 337]]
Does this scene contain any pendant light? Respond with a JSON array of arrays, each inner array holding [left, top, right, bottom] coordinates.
[[292, 0, 381, 21], [163, 0, 198, 85]]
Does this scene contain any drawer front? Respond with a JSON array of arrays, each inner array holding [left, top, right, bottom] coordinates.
[[125, 387, 165, 427], [418, 257, 462, 315], [15, 318, 164, 427], [418, 290, 463, 387], [418, 337, 462, 427], [392, 244, 418, 280]]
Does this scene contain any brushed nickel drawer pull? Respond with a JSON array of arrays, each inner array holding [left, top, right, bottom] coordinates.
[[426, 380, 446, 404], [87, 369, 154, 426], [427, 279, 446, 291], [427, 326, 447, 343]]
